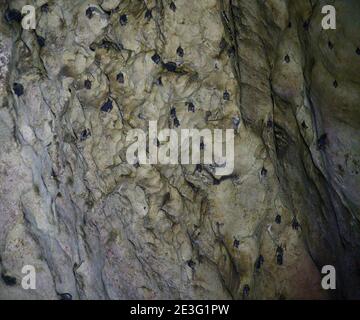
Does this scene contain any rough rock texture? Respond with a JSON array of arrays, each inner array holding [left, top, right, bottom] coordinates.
[[0, 0, 359, 299]]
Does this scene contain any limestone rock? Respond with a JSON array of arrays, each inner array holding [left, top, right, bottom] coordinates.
[[0, 0, 359, 300]]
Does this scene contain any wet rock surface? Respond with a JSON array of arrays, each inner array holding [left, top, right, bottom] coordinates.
[[0, 0, 359, 299]]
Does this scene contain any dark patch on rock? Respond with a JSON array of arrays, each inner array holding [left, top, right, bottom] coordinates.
[[223, 90, 230, 101], [101, 99, 113, 113], [173, 117, 180, 127], [151, 53, 161, 64], [276, 246, 283, 265], [145, 9, 152, 20], [163, 61, 177, 72], [275, 214, 282, 224], [317, 133, 327, 150], [51, 169, 57, 179], [116, 72, 125, 84], [233, 117, 240, 129], [255, 255, 265, 270], [1, 273, 17, 286], [84, 79, 92, 90], [119, 14, 128, 26], [80, 129, 91, 141], [187, 260, 196, 269], [233, 238, 240, 248], [176, 46, 184, 57], [242, 285, 250, 299], [333, 80, 338, 88], [156, 77, 163, 86], [219, 38, 227, 51], [213, 179, 220, 185], [58, 293, 72, 300], [89, 43, 96, 52], [13, 82, 24, 96], [205, 111, 212, 122], [4, 9, 22, 23], [227, 46, 236, 57], [328, 41, 334, 50], [41, 3, 49, 13], [303, 19, 310, 31], [284, 54, 290, 63], [37, 35, 46, 48], [186, 102, 195, 112], [291, 217, 301, 230], [99, 39, 112, 50], [86, 7, 95, 19], [301, 121, 308, 129], [170, 2, 177, 12], [261, 167, 267, 177]]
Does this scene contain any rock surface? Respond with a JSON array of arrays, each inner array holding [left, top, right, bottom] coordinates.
[[0, 0, 359, 299]]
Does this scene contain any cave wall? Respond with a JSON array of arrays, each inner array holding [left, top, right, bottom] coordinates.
[[0, 0, 359, 299]]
